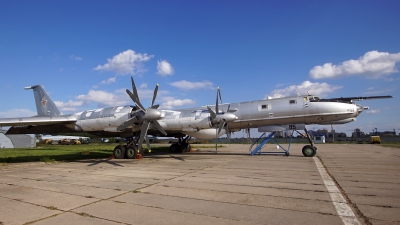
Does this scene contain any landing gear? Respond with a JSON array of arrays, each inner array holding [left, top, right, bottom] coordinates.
[[302, 128, 317, 157], [113, 145, 126, 159], [125, 145, 137, 159], [169, 136, 192, 153], [302, 145, 317, 157], [112, 136, 142, 159]]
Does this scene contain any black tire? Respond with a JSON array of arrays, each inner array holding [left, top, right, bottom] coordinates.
[[170, 143, 180, 153], [125, 146, 137, 159], [113, 145, 126, 159], [180, 143, 187, 152], [302, 145, 317, 157], [180, 143, 191, 152]]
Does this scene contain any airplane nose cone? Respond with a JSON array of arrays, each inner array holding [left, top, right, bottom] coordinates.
[[356, 104, 367, 115]]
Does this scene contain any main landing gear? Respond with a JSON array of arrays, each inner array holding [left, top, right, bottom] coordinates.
[[113, 137, 141, 159], [112, 135, 194, 159], [169, 136, 192, 153]]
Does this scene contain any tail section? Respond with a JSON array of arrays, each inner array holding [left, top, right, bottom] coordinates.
[[24, 85, 62, 116]]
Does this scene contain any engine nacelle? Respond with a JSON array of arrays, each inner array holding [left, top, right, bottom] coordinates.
[[183, 128, 226, 139]]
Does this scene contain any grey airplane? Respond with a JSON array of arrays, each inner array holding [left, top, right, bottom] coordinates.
[[0, 77, 393, 158]]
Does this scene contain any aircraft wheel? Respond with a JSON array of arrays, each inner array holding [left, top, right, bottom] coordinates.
[[181, 143, 191, 152], [113, 145, 126, 159], [170, 143, 180, 153], [302, 145, 317, 157], [125, 146, 137, 159]]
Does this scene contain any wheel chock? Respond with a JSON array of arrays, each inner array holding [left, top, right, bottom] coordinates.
[[135, 153, 143, 159], [110, 154, 115, 159]]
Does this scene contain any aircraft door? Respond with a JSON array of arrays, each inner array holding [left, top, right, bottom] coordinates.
[[303, 96, 312, 124]]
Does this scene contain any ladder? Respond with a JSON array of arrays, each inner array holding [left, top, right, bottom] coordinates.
[[249, 131, 295, 156]]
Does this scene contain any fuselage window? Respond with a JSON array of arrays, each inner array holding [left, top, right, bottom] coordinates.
[[289, 100, 297, 104], [262, 104, 268, 109]]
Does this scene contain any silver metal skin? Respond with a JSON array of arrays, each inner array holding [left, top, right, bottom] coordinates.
[[0, 77, 393, 148]]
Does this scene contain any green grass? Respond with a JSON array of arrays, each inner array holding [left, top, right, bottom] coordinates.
[[0, 143, 180, 164], [0, 143, 114, 164], [381, 143, 400, 148]]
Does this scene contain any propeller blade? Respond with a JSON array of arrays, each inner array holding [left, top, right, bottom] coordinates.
[[218, 87, 223, 112], [117, 116, 137, 131], [217, 121, 225, 134], [153, 120, 167, 136], [215, 127, 218, 152], [145, 137, 151, 152], [151, 84, 159, 107], [207, 106, 217, 119], [126, 89, 145, 111], [131, 76, 141, 103], [151, 104, 160, 109], [225, 124, 231, 142], [215, 87, 219, 113], [138, 121, 150, 150]]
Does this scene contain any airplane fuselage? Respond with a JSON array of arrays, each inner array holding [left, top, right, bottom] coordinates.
[[3, 95, 362, 139]]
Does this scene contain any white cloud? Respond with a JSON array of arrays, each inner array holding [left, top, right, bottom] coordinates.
[[362, 88, 395, 95], [76, 90, 129, 107], [100, 77, 116, 84], [94, 49, 153, 75], [160, 97, 195, 109], [70, 55, 82, 60], [157, 60, 174, 76], [169, 80, 215, 91], [0, 109, 37, 118], [309, 51, 400, 79], [385, 77, 400, 82], [366, 109, 380, 114], [54, 100, 84, 112], [265, 81, 342, 99]]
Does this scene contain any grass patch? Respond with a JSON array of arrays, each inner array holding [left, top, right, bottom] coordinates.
[[40, 156, 55, 163], [0, 143, 114, 164], [381, 143, 400, 148]]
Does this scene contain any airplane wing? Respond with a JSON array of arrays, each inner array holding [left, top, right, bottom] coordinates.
[[316, 95, 393, 103], [0, 116, 77, 126]]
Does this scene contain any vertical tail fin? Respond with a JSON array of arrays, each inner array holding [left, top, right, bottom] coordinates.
[[24, 85, 62, 116]]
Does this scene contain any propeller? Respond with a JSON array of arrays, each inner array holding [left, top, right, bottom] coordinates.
[[117, 77, 167, 153], [207, 87, 238, 141]]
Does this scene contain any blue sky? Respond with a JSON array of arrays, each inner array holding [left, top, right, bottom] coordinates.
[[0, 0, 399, 136]]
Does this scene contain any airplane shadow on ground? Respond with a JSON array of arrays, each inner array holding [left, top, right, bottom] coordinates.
[[80, 158, 125, 167]]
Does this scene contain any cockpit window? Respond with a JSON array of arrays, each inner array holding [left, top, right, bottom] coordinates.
[[309, 96, 320, 102]]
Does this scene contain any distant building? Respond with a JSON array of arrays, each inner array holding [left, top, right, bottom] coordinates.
[[352, 128, 366, 138], [309, 129, 346, 138], [369, 130, 397, 137]]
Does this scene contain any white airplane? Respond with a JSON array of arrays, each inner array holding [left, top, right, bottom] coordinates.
[[0, 77, 393, 158]]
